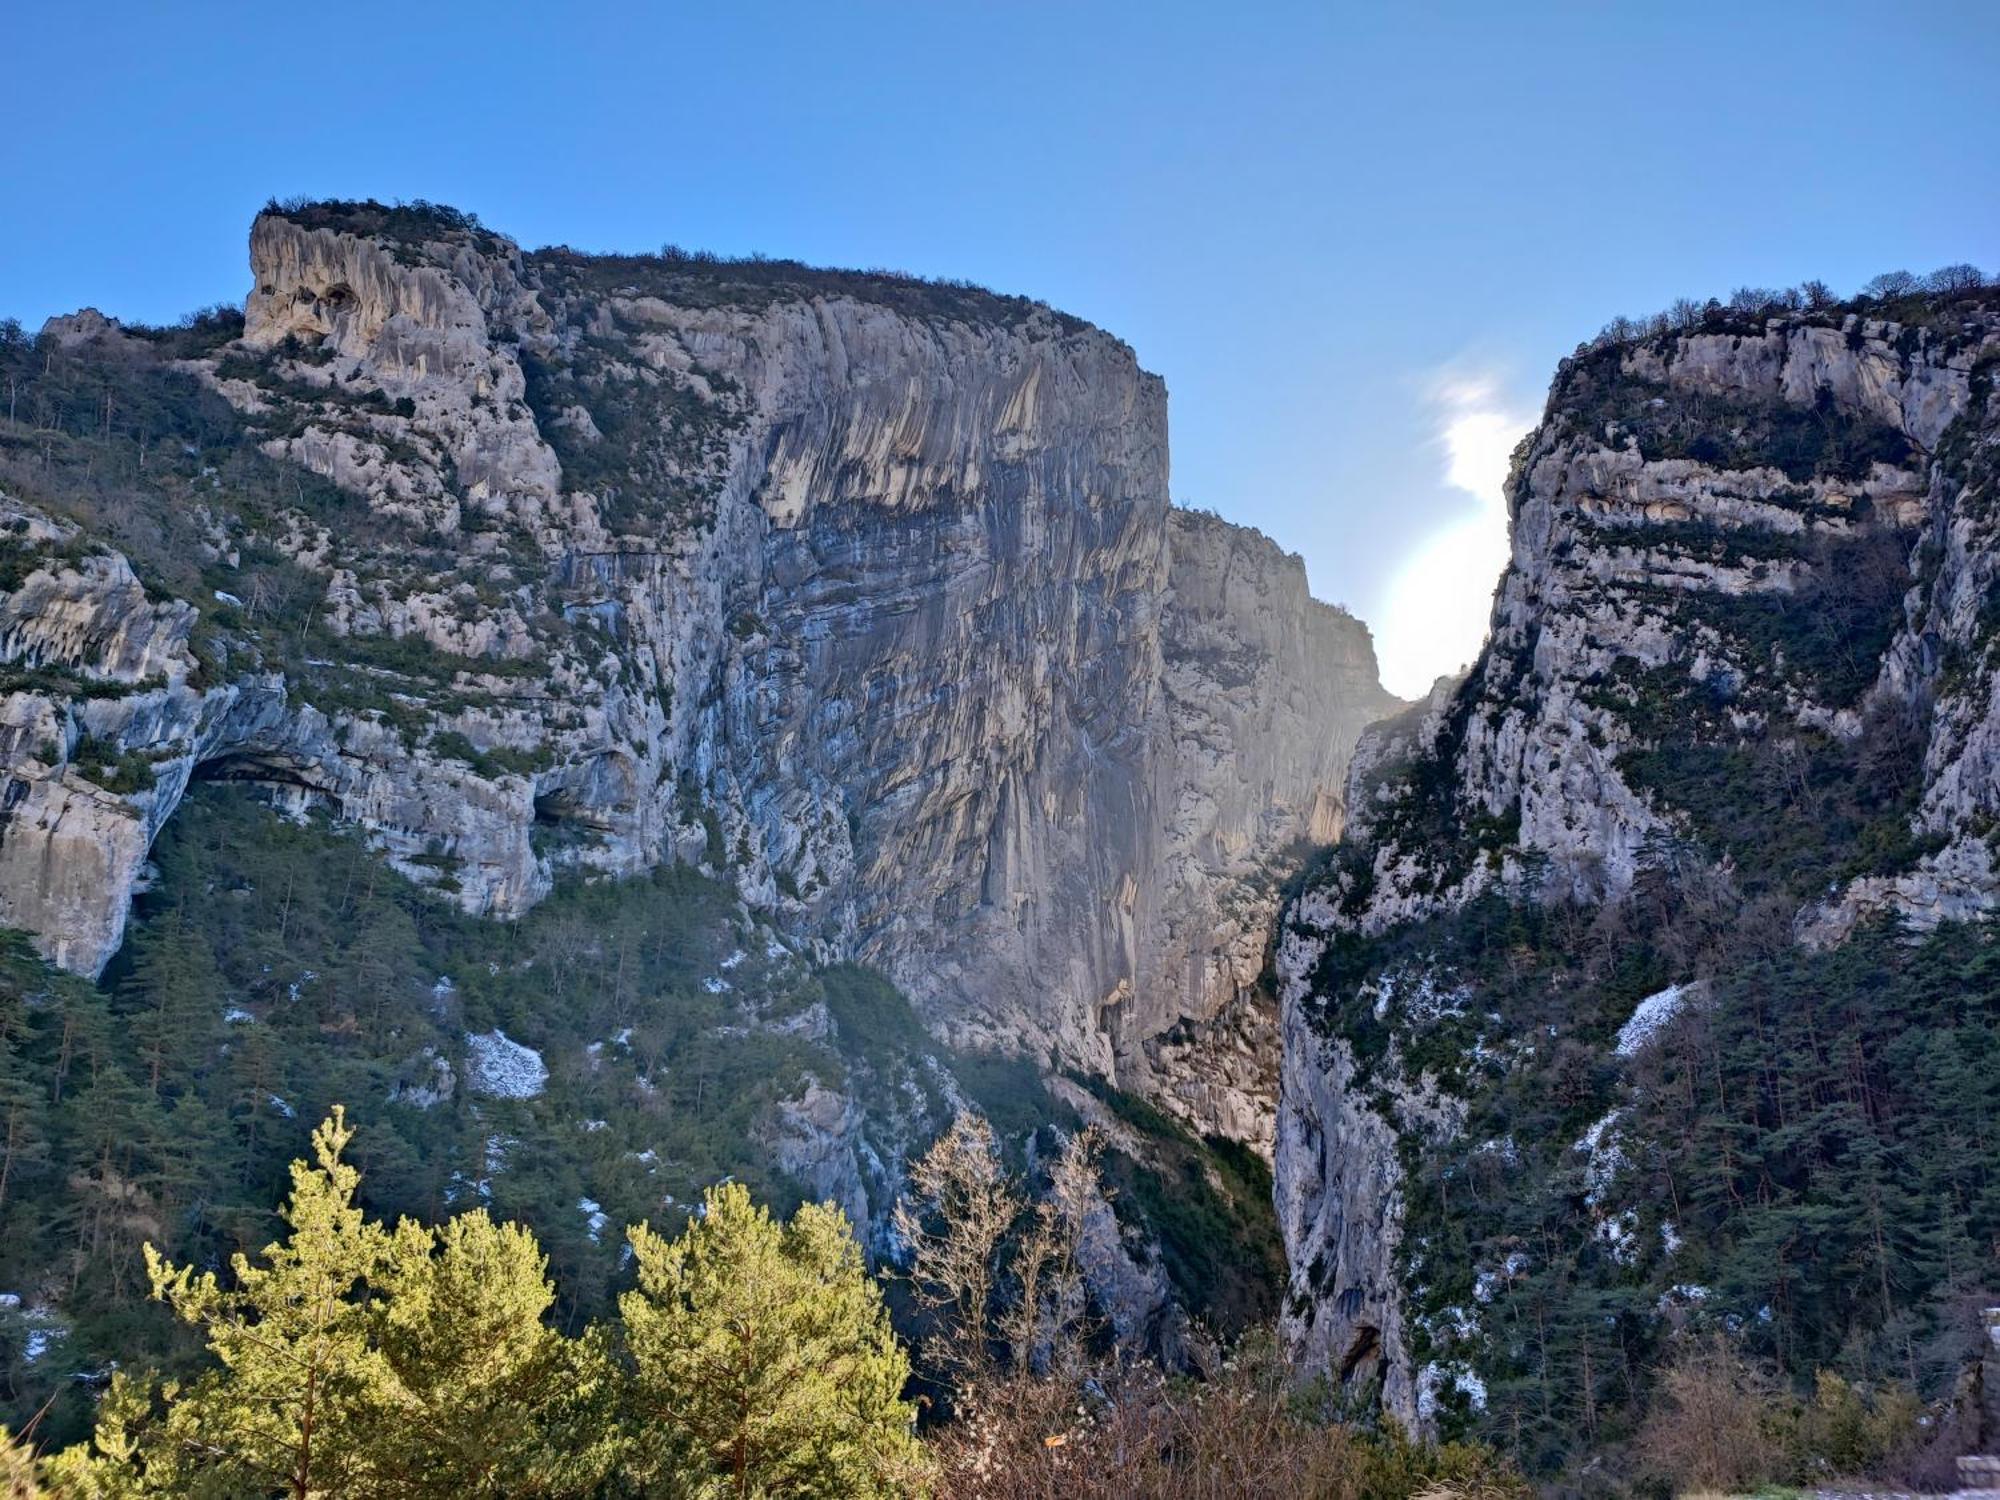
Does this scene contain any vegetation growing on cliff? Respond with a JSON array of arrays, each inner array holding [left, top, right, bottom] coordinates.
[[0, 782, 845, 1448], [0, 781, 1292, 1464], [1289, 283, 2000, 1495], [1306, 869, 1999, 1491], [0, 313, 573, 732], [1579, 263, 1994, 357]]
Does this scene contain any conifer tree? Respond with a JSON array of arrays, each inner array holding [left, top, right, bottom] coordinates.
[[620, 1183, 925, 1497], [117, 915, 223, 1101], [0, 1030, 49, 1218], [135, 1106, 393, 1497], [363, 1209, 617, 1497]]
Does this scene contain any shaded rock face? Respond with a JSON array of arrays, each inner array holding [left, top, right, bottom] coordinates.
[[0, 205, 1392, 1135], [1141, 509, 1396, 1148], [1274, 300, 2000, 1423]]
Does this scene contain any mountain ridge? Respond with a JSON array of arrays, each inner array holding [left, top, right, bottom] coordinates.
[[0, 199, 1397, 1140]]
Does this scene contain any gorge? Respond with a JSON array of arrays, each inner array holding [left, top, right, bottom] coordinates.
[[2, 200, 1997, 1488]]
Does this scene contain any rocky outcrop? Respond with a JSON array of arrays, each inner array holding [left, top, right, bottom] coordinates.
[[0, 202, 1392, 1138], [1275, 296, 2000, 1423]]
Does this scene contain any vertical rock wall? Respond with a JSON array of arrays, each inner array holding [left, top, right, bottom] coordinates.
[[0, 204, 1396, 1137]]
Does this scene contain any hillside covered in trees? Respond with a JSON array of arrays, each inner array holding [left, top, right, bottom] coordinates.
[[1276, 269, 2000, 1496]]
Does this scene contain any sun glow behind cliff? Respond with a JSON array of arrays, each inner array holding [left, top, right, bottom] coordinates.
[[1374, 375, 1531, 700]]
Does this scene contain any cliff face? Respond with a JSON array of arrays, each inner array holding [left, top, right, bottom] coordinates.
[[1145, 508, 1395, 1147], [0, 203, 1392, 1135], [1274, 296, 2000, 1429]]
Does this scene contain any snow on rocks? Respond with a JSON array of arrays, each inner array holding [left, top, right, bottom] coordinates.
[[392, 1049, 455, 1109], [584, 1027, 635, 1067], [1656, 1283, 1710, 1315], [1616, 980, 1707, 1056], [19, 1307, 68, 1364], [466, 1029, 548, 1098], [1574, 1109, 1627, 1206], [1474, 1251, 1532, 1304], [1416, 1361, 1488, 1419], [1595, 1208, 1640, 1265], [579, 1198, 609, 1242], [1364, 961, 1468, 1025]]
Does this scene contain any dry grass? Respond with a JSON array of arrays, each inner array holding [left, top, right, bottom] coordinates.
[[927, 1337, 1528, 1500]]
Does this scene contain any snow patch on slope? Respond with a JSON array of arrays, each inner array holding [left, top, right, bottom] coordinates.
[[466, 1030, 548, 1098]]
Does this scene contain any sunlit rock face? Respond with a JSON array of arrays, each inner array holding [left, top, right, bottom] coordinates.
[[1275, 299, 2000, 1424], [0, 204, 1393, 1135]]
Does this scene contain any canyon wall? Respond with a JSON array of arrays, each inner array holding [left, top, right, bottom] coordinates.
[[0, 203, 1395, 1133], [1274, 296, 2000, 1425]]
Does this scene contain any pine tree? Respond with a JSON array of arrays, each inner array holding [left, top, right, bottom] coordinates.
[[133, 1106, 394, 1497], [116, 916, 222, 1101], [620, 1182, 926, 1497], [0, 1028, 49, 1219], [55, 1067, 166, 1306], [363, 1210, 617, 1497]]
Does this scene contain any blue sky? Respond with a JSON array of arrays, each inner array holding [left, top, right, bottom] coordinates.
[[7, 1, 1996, 694]]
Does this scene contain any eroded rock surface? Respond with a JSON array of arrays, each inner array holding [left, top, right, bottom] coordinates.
[[0, 203, 1394, 1138]]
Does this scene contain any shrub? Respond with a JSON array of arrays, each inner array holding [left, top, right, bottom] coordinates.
[[928, 1331, 1531, 1499], [1638, 1337, 1792, 1494], [67, 733, 158, 795]]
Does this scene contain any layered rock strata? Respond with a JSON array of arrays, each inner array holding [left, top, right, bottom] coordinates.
[[1275, 298, 2000, 1420]]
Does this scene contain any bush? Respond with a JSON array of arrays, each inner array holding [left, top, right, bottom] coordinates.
[[1637, 1338, 1930, 1494], [929, 1332, 1531, 1499], [67, 732, 158, 795], [1638, 1337, 1793, 1493], [1794, 1370, 1923, 1481]]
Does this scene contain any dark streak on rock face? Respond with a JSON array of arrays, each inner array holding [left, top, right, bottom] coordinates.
[[0, 203, 1397, 1145]]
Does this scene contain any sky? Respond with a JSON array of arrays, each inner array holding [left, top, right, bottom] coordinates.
[[6, 2, 1997, 697]]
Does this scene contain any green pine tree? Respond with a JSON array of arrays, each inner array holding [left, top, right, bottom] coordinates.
[[620, 1183, 927, 1498], [129, 1106, 394, 1497], [116, 916, 222, 1101], [363, 1209, 617, 1497], [0, 1026, 49, 1220]]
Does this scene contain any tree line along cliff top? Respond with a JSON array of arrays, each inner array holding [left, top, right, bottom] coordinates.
[[264, 196, 1099, 336]]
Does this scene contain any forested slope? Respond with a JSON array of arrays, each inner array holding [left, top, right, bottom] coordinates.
[[1276, 277, 2000, 1490]]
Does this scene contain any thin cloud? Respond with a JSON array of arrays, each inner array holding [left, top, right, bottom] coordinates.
[[1374, 371, 1532, 700]]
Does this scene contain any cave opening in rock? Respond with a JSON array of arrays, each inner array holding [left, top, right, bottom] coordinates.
[[1339, 1324, 1381, 1385]]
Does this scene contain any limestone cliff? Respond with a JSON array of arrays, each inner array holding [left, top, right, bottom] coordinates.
[[0, 201, 1392, 1139], [1275, 292, 2000, 1427]]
